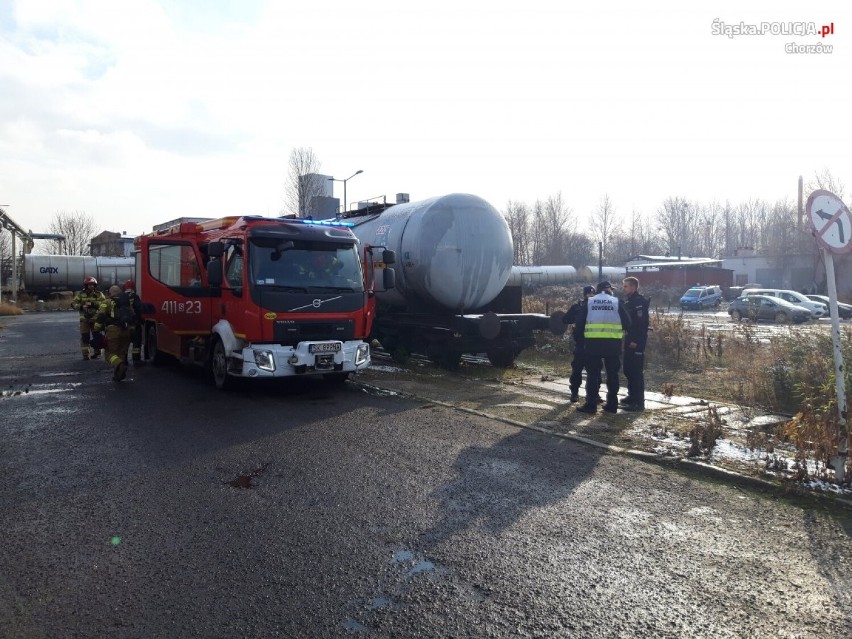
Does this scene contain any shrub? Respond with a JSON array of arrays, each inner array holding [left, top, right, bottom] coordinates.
[[688, 406, 724, 457], [0, 303, 24, 316]]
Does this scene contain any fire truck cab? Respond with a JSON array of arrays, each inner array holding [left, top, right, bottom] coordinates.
[[135, 215, 395, 389]]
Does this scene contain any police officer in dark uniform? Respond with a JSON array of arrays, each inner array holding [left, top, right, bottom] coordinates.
[[620, 276, 650, 412], [576, 281, 631, 414], [563, 285, 596, 402]]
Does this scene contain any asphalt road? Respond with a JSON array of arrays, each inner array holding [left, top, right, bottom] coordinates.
[[1, 312, 850, 638]]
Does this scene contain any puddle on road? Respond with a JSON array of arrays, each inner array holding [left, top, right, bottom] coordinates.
[[342, 618, 370, 633], [392, 549, 414, 563], [0, 382, 83, 399], [359, 384, 402, 398], [36, 371, 83, 378], [407, 560, 436, 577], [367, 596, 392, 610]]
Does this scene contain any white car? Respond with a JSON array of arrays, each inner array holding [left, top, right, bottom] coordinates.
[[740, 289, 826, 319]]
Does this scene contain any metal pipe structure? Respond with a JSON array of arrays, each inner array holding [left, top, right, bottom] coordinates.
[[328, 170, 363, 213], [0, 207, 35, 303]]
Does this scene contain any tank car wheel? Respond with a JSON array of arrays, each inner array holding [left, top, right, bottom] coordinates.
[[210, 337, 235, 391], [389, 346, 410, 364], [426, 343, 462, 370], [486, 347, 516, 368], [378, 335, 409, 364]]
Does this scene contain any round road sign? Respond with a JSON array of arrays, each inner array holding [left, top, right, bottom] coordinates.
[[807, 189, 852, 254]]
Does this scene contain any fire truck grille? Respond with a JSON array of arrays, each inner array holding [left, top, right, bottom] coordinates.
[[273, 320, 355, 346]]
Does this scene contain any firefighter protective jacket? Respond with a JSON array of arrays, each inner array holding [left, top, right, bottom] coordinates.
[[72, 289, 105, 319]]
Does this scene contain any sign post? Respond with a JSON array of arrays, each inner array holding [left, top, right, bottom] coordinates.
[[806, 189, 852, 482]]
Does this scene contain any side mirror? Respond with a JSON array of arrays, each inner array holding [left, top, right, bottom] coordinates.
[[382, 249, 396, 265], [383, 267, 396, 290], [208, 241, 224, 259], [207, 258, 223, 287]]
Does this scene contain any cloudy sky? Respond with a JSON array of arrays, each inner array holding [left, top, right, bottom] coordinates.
[[1, 0, 849, 238]]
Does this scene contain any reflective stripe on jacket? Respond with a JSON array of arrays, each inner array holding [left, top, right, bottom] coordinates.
[[584, 293, 624, 340]]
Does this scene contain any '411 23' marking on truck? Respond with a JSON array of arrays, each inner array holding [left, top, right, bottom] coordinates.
[[161, 300, 202, 314]]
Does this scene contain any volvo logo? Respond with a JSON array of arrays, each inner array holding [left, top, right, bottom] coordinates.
[[288, 296, 343, 312]]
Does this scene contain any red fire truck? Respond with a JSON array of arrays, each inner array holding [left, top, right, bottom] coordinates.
[[135, 215, 395, 389]]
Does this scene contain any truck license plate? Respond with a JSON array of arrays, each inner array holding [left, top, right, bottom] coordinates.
[[309, 342, 341, 354]]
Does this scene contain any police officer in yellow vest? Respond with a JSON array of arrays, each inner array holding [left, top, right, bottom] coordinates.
[[575, 281, 631, 414]]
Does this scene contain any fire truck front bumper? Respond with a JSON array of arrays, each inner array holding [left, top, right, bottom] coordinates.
[[234, 340, 371, 378]]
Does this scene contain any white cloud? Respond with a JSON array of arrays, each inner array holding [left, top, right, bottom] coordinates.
[[0, 0, 849, 238]]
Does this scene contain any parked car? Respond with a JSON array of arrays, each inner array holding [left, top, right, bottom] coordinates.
[[728, 295, 811, 324], [680, 285, 723, 310], [806, 294, 852, 319], [724, 286, 745, 301], [739, 288, 826, 318]]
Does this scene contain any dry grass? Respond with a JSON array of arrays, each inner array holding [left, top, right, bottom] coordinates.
[[0, 302, 25, 316], [522, 286, 851, 482]]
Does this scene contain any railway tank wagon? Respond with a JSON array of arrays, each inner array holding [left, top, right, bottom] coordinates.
[[23, 255, 135, 297], [344, 193, 560, 367]]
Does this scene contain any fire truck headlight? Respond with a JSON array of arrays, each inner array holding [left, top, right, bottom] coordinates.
[[355, 343, 369, 366], [253, 350, 276, 372]]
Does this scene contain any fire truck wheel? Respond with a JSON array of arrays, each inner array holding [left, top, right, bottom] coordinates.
[[210, 338, 235, 391], [146, 324, 167, 366]]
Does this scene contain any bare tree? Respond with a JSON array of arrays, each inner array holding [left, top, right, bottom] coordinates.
[[283, 147, 325, 216], [656, 196, 699, 258], [732, 198, 767, 253], [591, 193, 618, 258], [808, 168, 846, 201], [762, 198, 799, 257], [0, 230, 11, 290], [504, 200, 531, 265], [43, 211, 97, 255], [561, 230, 595, 268], [0, 229, 10, 260], [533, 192, 573, 264]]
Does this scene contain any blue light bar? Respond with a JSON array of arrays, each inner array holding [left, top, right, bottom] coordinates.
[[299, 219, 354, 227]]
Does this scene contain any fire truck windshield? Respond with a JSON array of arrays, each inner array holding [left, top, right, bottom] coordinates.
[[249, 242, 364, 293]]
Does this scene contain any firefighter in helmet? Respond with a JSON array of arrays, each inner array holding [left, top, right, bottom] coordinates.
[[71, 276, 105, 360], [306, 252, 342, 281], [93, 285, 134, 382], [122, 279, 145, 366]]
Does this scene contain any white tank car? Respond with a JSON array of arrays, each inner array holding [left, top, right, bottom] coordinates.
[[24, 255, 135, 294], [507, 265, 579, 286], [347, 193, 514, 313], [344, 194, 563, 368]]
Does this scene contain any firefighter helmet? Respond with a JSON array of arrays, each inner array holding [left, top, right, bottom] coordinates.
[[84, 276, 98, 287], [123, 279, 136, 291]]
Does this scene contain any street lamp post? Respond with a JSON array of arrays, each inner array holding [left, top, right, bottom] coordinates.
[[328, 170, 363, 213]]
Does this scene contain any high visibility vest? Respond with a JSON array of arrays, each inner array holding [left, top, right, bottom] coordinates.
[[584, 293, 623, 340]]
